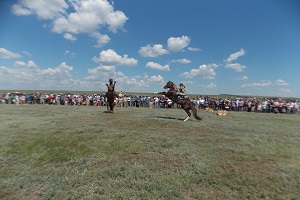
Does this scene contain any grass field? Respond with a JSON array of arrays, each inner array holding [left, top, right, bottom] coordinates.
[[0, 104, 299, 199]]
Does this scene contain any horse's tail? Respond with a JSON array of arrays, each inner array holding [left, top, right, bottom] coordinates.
[[192, 107, 202, 120]]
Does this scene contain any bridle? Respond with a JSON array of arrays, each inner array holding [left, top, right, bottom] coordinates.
[[164, 81, 178, 93]]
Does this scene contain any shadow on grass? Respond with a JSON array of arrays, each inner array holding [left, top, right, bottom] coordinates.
[[156, 116, 184, 121], [103, 111, 114, 114]]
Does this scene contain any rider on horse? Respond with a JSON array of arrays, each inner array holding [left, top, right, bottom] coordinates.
[[106, 78, 116, 97], [177, 83, 187, 98]]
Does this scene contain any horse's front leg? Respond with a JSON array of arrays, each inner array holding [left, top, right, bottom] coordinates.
[[158, 92, 166, 95], [106, 103, 110, 113]]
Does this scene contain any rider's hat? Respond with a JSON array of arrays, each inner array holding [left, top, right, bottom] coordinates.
[[109, 78, 113, 83]]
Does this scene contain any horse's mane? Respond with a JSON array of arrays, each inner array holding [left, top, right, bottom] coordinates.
[[167, 81, 178, 92]]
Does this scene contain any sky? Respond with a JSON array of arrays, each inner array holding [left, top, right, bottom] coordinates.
[[0, 0, 300, 97]]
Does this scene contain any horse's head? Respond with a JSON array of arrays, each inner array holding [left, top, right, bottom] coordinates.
[[163, 81, 178, 92], [163, 81, 173, 89]]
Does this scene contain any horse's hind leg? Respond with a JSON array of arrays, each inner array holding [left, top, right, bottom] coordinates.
[[184, 108, 192, 121], [184, 115, 190, 122]]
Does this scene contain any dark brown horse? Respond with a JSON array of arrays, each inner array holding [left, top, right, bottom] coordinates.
[[159, 81, 202, 121], [106, 91, 115, 113]]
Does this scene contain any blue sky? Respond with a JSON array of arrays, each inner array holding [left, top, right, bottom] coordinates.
[[0, 0, 299, 97]]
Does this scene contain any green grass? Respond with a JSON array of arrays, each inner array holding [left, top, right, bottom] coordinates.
[[0, 105, 299, 199]]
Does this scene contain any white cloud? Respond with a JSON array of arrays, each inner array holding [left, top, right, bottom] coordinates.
[[138, 44, 168, 57], [242, 79, 289, 88], [87, 65, 116, 84], [227, 49, 245, 62], [85, 65, 165, 91], [0, 58, 163, 92], [167, 35, 191, 52], [241, 81, 272, 88], [187, 47, 201, 52], [11, 0, 68, 20], [52, 0, 127, 34], [64, 50, 76, 57], [170, 58, 191, 64], [12, 0, 127, 47], [13, 60, 39, 69], [11, 4, 32, 16], [90, 32, 111, 48], [235, 76, 248, 81], [64, 33, 77, 41], [22, 51, 31, 57], [180, 63, 218, 79], [274, 79, 288, 86], [0, 60, 86, 89], [225, 63, 247, 72], [93, 49, 138, 66], [114, 74, 164, 91], [225, 49, 247, 72], [146, 62, 170, 71], [278, 88, 292, 94], [144, 74, 164, 82], [0, 48, 21, 59], [205, 83, 217, 89]]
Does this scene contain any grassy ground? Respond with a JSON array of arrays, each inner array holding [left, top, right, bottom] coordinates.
[[0, 104, 299, 199]]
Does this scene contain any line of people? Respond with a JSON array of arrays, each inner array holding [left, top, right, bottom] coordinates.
[[1, 92, 299, 114]]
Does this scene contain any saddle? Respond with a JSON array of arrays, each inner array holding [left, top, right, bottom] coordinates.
[[176, 92, 189, 99]]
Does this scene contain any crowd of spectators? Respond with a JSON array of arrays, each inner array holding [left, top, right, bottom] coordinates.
[[1, 92, 299, 114]]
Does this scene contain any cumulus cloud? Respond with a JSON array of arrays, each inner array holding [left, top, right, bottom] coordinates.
[[11, 0, 68, 20], [225, 63, 247, 72], [170, 58, 191, 64], [0, 48, 21, 59], [13, 60, 39, 69], [235, 76, 248, 81], [144, 74, 164, 82], [90, 32, 111, 48], [278, 88, 292, 94], [0, 60, 86, 89], [85, 64, 165, 91], [187, 47, 201, 52], [274, 79, 288, 86], [180, 63, 218, 79], [146, 62, 170, 71], [205, 83, 217, 89], [52, 0, 127, 34], [64, 50, 76, 57], [138, 44, 168, 57], [227, 49, 245, 62], [242, 79, 289, 88], [225, 49, 247, 72], [92, 49, 138, 66], [167, 35, 191, 52], [64, 33, 77, 41], [0, 58, 163, 92], [12, 0, 127, 47], [22, 51, 31, 57], [241, 81, 272, 88], [11, 4, 32, 16], [87, 65, 116, 83], [139, 35, 196, 57]]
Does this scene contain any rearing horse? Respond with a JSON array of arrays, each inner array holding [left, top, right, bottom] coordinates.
[[159, 81, 202, 121], [105, 79, 116, 114]]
